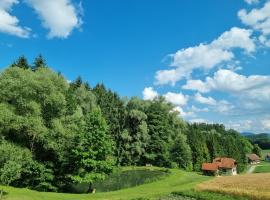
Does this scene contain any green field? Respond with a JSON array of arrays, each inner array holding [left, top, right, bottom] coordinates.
[[253, 149, 270, 173], [0, 167, 245, 200]]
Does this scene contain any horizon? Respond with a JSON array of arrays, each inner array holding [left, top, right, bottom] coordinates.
[[0, 0, 270, 133]]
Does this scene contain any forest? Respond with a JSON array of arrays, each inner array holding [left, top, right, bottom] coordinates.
[[0, 56, 256, 193]]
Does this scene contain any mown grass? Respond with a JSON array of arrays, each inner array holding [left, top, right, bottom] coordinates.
[[197, 173, 270, 200], [253, 161, 270, 173], [0, 168, 212, 200]]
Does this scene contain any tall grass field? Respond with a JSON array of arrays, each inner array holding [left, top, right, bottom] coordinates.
[[197, 173, 270, 200]]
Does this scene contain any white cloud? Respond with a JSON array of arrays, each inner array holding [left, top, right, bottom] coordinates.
[[173, 106, 194, 118], [183, 69, 270, 95], [0, 0, 31, 38], [164, 92, 188, 106], [194, 93, 217, 106], [26, 0, 82, 38], [261, 119, 270, 129], [142, 87, 158, 100], [189, 118, 209, 124], [194, 93, 234, 113], [238, 2, 270, 36], [191, 105, 209, 112], [244, 0, 259, 5], [183, 79, 211, 93], [239, 1, 270, 34], [155, 27, 255, 85], [227, 120, 253, 132], [215, 100, 235, 113]]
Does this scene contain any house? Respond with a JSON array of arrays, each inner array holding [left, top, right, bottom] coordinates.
[[246, 154, 260, 164], [202, 157, 237, 176], [202, 162, 219, 176], [265, 153, 270, 162]]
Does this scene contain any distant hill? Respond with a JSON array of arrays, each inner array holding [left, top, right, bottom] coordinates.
[[245, 133, 270, 149], [241, 132, 255, 136]]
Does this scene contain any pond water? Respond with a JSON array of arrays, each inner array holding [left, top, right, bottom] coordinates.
[[69, 168, 169, 193]]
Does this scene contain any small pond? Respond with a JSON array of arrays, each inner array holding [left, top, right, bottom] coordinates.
[[69, 168, 169, 193]]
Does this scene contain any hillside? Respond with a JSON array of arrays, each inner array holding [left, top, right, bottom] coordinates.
[[245, 133, 270, 149]]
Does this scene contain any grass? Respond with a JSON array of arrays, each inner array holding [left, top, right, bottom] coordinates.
[[250, 149, 270, 174], [0, 167, 212, 200], [197, 173, 270, 200], [262, 149, 270, 157]]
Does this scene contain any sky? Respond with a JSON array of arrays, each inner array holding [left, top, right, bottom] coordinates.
[[0, 0, 270, 133]]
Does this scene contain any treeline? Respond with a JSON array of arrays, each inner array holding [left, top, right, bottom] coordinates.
[[246, 133, 270, 149], [0, 56, 254, 192]]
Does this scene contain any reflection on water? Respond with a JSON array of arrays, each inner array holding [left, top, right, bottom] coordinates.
[[70, 168, 169, 193]]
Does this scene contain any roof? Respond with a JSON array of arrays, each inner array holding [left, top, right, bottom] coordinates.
[[202, 163, 218, 171], [213, 157, 237, 169], [247, 154, 260, 161]]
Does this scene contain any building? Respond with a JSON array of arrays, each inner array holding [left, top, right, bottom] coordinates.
[[202, 157, 237, 176], [246, 154, 260, 164], [265, 153, 270, 162]]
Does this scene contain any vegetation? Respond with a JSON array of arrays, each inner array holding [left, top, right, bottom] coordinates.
[[197, 173, 270, 200], [0, 56, 255, 195], [246, 133, 270, 149], [253, 161, 270, 173], [1, 168, 211, 200]]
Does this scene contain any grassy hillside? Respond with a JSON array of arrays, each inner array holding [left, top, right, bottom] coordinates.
[[197, 173, 270, 200], [1, 168, 211, 200]]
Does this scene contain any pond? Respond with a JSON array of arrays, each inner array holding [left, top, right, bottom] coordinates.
[[69, 168, 169, 193]]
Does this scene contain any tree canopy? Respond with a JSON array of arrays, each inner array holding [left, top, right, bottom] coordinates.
[[0, 56, 255, 192]]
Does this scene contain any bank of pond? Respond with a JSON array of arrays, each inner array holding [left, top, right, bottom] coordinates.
[[68, 168, 169, 193]]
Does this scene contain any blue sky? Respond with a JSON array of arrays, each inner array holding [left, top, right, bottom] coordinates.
[[0, 0, 270, 133]]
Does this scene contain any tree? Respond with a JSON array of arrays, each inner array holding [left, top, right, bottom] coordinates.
[[253, 144, 262, 158], [93, 84, 127, 165], [33, 54, 46, 70], [11, 56, 30, 69], [71, 109, 114, 193], [170, 134, 192, 170]]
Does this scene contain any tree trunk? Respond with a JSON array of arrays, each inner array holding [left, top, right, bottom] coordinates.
[[87, 183, 93, 193], [0, 189, 3, 200]]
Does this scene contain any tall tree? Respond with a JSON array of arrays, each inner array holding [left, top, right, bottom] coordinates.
[[71, 109, 114, 193], [33, 54, 46, 70], [11, 56, 30, 69]]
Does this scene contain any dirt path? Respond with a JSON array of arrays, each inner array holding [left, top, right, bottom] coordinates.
[[247, 165, 256, 174]]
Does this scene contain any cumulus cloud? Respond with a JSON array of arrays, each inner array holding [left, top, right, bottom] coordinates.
[[190, 105, 209, 112], [194, 93, 217, 106], [262, 119, 270, 130], [173, 106, 195, 118], [244, 0, 259, 5], [0, 0, 31, 38], [164, 92, 188, 106], [26, 0, 82, 38], [142, 87, 159, 100], [183, 69, 270, 95], [239, 1, 270, 46], [194, 93, 234, 113], [183, 69, 270, 114], [189, 118, 210, 124], [155, 27, 255, 85]]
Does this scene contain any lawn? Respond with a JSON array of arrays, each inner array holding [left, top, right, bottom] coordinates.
[[262, 149, 270, 157], [252, 149, 270, 173], [0, 167, 211, 200], [197, 173, 270, 200]]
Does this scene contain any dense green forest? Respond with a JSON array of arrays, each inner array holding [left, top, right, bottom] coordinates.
[[245, 133, 270, 149], [0, 56, 255, 193]]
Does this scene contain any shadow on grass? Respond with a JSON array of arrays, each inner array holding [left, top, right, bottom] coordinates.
[[0, 190, 8, 199]]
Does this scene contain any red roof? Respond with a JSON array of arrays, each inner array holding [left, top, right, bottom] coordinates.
[[213, 157, 237, 169], [202, 163, 218, 171]]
